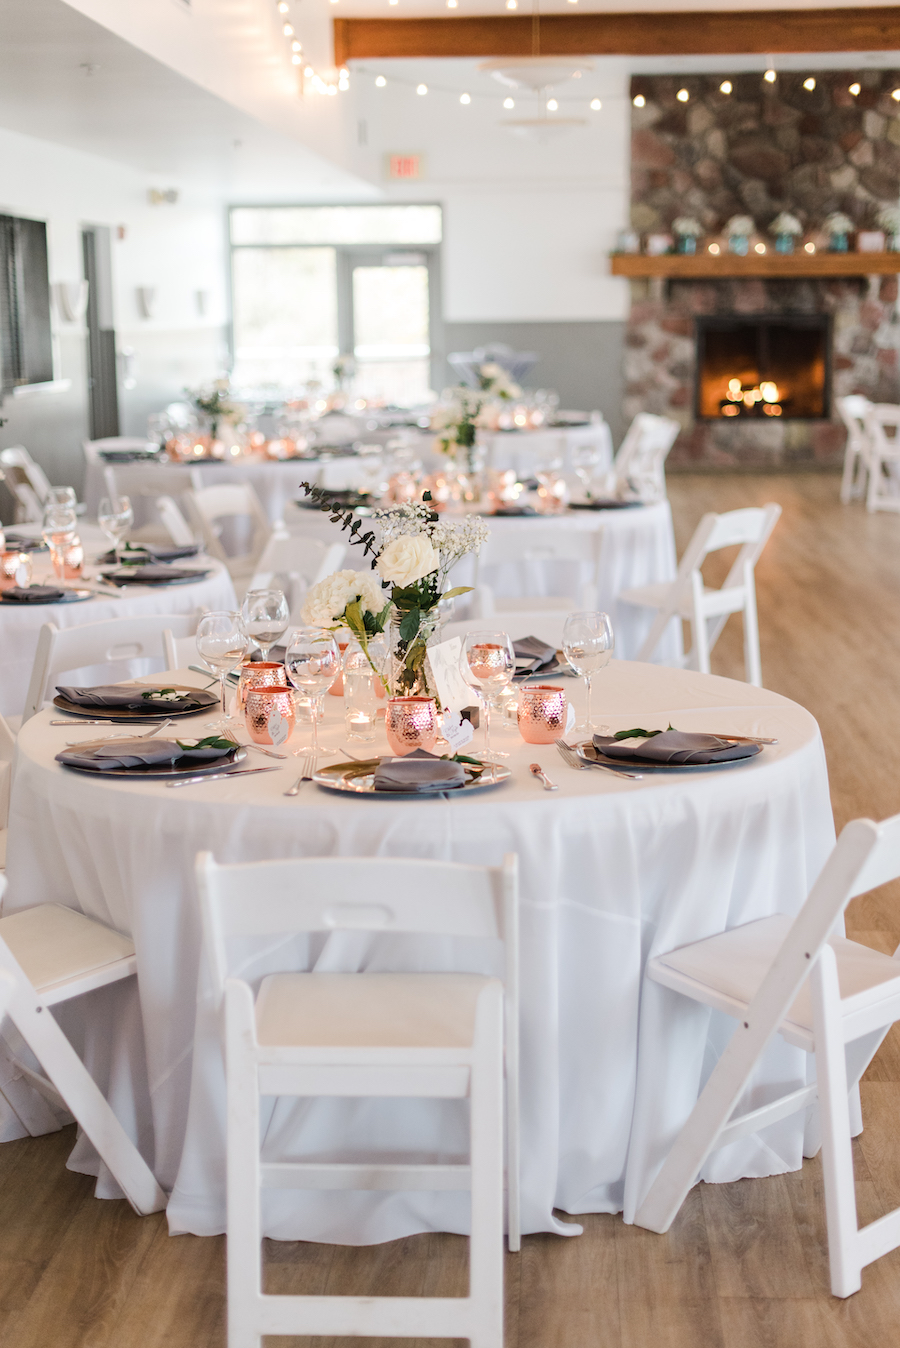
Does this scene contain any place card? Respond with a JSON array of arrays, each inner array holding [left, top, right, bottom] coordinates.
[[440, 708, 475, 753], [428, 636, 474, 715]]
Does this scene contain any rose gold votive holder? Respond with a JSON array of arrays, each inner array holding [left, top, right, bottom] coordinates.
[[517, 684, 568, 744], [237, 661, 287, 711], [244, 685, 296, 745], [385, 696, 438, 756], [1, 551, 32, 588]]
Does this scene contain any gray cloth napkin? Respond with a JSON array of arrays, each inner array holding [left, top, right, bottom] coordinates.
[[99, 543, 200, 565], [373, 749, 467, 793], [593, 730, 759, 765], [513, 635, 557, 674], [56, 738, 231, 771], [2, 585, 66, 603], [102, 564, 209, 585], [56, 684, 212, 711]]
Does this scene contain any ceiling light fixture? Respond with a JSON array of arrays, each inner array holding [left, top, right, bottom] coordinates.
[[590, 98, 601, 110], [849, 82, 861, 95], [376, 75, 386, 86], [503, 96, 515, 109], [803, 77, 816, 91], [460, 92, 471, 104], [676, 88, 689, 102], [719, 81, 732, 95], [480, 57, 593, 91], [547, 98, 558, 110], [417, 83, 428, 95], [633, 94, 646, 107], [764, 69, 776, 83]]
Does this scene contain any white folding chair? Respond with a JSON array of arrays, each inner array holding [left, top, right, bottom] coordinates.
[[0, 713, 16, 871], [610, 413, 679, 502], [472, 524, 603, 632], [182, 484, 271, 588], [836, 396, 873, 505], [862, 404, 900, 514], [155, 494, 197, 547], [635, 812, 900, 1298], [103, 463, 202, 541], [248, 533, 346, 621], [0, 446, 53, 522], [621, 503, 781, 686], [196, 850, 520, 1348], [0, 876, 165, 1214], [22, 613, 197, 723]]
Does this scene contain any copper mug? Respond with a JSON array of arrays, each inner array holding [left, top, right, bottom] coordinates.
[[244, 685, 296, 746], [385, 696, 438, 756], [517, 685, 568, 744], [237, 661, 287, 711]]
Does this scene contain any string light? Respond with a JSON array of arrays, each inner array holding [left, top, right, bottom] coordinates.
[[292, 39, 301, 50], [417, 83, 428, 95], [376, 75, 386, 87], [506, 0, 517, 8], [460, 92, 470, 104], [849, 82, 861, 96], [676, 88, 689, 103], [283, 23, 294, 36], [633, 94, 646, 107], [547, 98, 558, 111], [503, 97, 515, 109], [447, 0, 458, 6], [292, 53, 301, 63], [277, 1, 289, 10], [764, 69, 777, 83], [304, 65, 313, 76], [719, 81, 732, 95], [803, 77, 816, 91], [590, 99, 601, 110]]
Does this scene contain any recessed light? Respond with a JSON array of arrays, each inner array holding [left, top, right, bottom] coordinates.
[[633, 94, 645, 108], [676, 88, 689, 103], [719, 81, 732, 95], [375, 75, 386, 87], [590, 99, 601, 111], [764, 69, 776, 83], [803, 77, 816, 91], [503, 97, 515, 109], [849, 82, 861, 96], [417, 83, 428, 95], [547, 98, 558, 111], [460, 92, 470, 104]]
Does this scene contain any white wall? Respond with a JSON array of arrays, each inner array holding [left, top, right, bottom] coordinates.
[[0, 124, 228, 494]]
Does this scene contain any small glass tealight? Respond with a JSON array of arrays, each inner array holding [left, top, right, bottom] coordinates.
[[343, 643, 377, 741]]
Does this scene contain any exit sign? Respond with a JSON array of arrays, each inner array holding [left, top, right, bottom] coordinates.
[[386, 154, 425, 180]]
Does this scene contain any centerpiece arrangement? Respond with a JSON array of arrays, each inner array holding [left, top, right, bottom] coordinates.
[[299, 482, 490, 699], [430, 362, 521, 480], [187, 378, 244, 442]]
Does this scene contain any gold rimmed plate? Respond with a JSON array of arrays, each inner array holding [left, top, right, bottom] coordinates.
[[58, 745, 247, 779], [52, 682, 219, 722], [576, 739, 762, 772], [312, 757, 512, 797]]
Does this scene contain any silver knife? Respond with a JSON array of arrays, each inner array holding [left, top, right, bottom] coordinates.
[[50, 718, 166, 726], [165, 765, 281, 789]]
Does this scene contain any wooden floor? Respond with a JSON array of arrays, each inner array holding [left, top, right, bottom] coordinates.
[[4, 472, 900, 1348]]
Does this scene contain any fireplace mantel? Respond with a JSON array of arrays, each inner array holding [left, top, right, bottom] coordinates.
[[611, 253, 900, 280]]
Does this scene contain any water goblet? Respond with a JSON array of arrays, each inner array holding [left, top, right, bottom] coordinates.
[[42, 504, 77, 579], [196, 611, 250, 722], [562, 610, 614, 736], [48, 486, 77, 510], [463, 630, 515, 762], [284, 627, 341, 759], [97, 494, 134, 564], [240, 588, 290, 661]]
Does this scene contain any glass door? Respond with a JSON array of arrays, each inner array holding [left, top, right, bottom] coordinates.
[[344, 249, 437, 406]]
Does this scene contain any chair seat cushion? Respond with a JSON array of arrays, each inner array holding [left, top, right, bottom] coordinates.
[[0, 904, 135, 993], [255, 972, 492, 1049], [650, 914, 900, 1037]]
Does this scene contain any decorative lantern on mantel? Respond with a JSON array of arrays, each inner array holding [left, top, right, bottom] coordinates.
[[769, 212, 803, 255], [823, 211, 854, 254], [671, 216, 703, 255], [724, 215, 755, 257], [877, 206, 900, 253]]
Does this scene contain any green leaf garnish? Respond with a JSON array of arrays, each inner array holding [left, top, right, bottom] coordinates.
[[175, 735, 234, 752], [612, 725, 673, 740]]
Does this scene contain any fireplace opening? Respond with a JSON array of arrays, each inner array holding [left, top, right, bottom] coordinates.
[[695, 315, 831, 420]]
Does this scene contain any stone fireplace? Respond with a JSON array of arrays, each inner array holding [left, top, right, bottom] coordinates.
[[623, 70, 900, 469]]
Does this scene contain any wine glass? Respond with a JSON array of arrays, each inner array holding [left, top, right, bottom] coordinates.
[[41, 504, 77, 580], [196, 611, 250, 722], [562, 611, 614, 737], [97, 494, 134, 564], [463, 630, 515, 762], [240, 588, 290, 661], [284, 627, 341, 758], [572, 444, 601, 500], [48, 486, 77, 510]]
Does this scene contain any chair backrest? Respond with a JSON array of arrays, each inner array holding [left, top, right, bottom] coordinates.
[[182, 484, 271, 575], [473, 524, 602, 616], [249, 534, 346, 617], [196, 851, 519, 1008], [155, 495, 197, 546], [23, 613, 197, 723], [103, 463, 201, 502], [676, 504, 782, 594], [0, 712, 15, 834], [89, 438, 158, 454], [613, 414, 679, 501], [864, 403, 900, 453], [0, 446, 51, 521], [163, 629, 205, 671], [836, 395, 871, 444]]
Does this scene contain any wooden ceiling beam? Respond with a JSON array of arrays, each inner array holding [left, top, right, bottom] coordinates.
[[334, 8, 900, 65]]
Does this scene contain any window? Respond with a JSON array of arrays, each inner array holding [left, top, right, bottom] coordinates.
[[0, 214, 53, 395], [229, 205, 441, 405]]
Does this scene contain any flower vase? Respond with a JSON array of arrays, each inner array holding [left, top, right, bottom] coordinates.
[[675, 235, 697, 255], [453, 441, 486, 505], [829, 232, 849, 253], [388, 606, 443, 702], [775, 233, 795, 254], [728, 234, 750, 256], [890, 234, 900, 254]]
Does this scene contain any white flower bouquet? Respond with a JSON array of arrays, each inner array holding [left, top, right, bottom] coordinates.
[[476, 361, 521, 400]]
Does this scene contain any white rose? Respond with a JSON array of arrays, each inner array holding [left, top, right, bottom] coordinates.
[[376, 534, 440, 587], [349, 570, 387, 615]]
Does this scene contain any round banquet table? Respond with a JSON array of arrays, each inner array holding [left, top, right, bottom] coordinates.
[[287, 500, 682, 664], [4, 661, 834, 1241], [0, 526, 236, 718]]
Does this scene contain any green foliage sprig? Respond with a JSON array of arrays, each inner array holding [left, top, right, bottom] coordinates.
[[299, 481, 379, 563]]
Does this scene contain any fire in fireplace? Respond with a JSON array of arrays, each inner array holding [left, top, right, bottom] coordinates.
[[695, 315, 830, 420]]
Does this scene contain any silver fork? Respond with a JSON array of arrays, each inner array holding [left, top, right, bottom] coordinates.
[[66, 718, 175, 746], [555, 738, 644, 781], [221, 731, 287, 761], [284, 754, 316, 796]]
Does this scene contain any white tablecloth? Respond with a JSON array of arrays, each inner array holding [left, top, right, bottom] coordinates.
[[84, 458, 316, 528], [0, 527, 236, 717], [286, 502, 681, 664], [5, 662, 834, 1241], [480, 421, 613, 476]]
